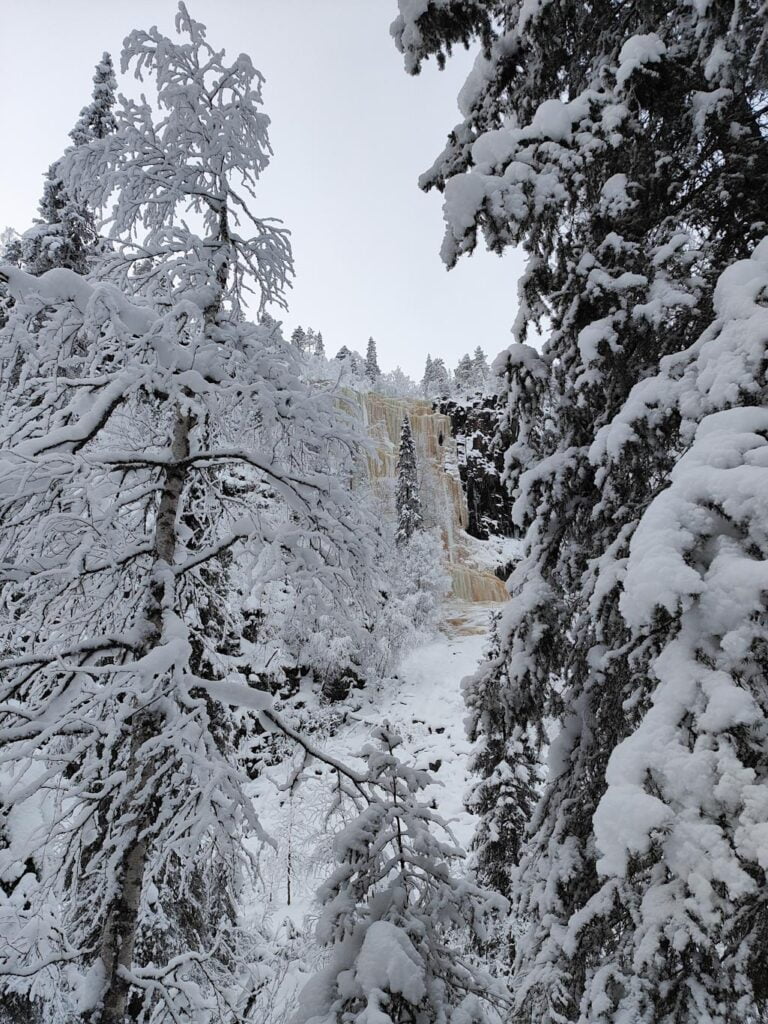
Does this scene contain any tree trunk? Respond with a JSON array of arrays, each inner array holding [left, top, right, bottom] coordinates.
[[98, 408, 192, 1024], [97, 203, 228, 1019]]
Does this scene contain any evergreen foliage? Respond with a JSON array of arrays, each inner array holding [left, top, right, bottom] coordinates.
[[454, 348, 489, 397], [421, 354, 451, 398], [472, 347, 489, 388], [296, 725, 508, 1024], [0, 229, 20, 329], [422, 353, 433, 394], [395, 414, 422, 544], [20, 166, 100, 276], [69, 52, 118, 146], [394, 1, 768, 1020], [18, 52, 118, 278], [454, 352, 474, 393], [463, 613, 539, 963], [291, 325, 307, 352], [365, 335, 381, 382]]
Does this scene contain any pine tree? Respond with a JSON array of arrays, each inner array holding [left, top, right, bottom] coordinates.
[[421, 354, 451, 399], [19, 52, 117, 278], [0, 229, 20, 329], [395, 414, 422, 544], [296, 725, 508, 1024], [421, 353, 433, 397], [429, 356, 451, 398], [454, 352, 474, 394], [364, 335, 381, 383], [69, 51, 118, 146], [0, 8, 372, 1020], [394, 2, 768, 1020], [20, 165, 100, 276], [334, 344, 362, 376], [471, 346, 489, 391], [463, 613, 539, 965], [314, 330, 325, 358], [291, 324, 307, 352]]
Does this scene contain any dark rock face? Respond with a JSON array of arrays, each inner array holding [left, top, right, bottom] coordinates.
[[438, 394, 514, 540]]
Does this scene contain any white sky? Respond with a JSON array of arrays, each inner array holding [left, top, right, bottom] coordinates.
[[0, 1, 523, 379]]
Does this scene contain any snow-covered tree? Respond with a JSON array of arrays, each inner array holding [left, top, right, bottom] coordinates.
[[471, 347, 489, 391], [586, 238, 768, 1023], [393, 528, 450, 633], [393, 1, 768, 1020], [18, 53, 118, 278], [19, 166, 101, 276], [364, 335, 381, 383], [379, 365, 419, 398], [69, 51, 118, 146], [432, 358, 451, 397], [454, 353, 474, 394], [296, 725, 508, 1024], [0, 7, 372, 1021], [421, 354, 434, 396], [0, 229, 20, 329], [462, 613, 539, 963], [314, 330, 325, 358], [333, 344, 364, 381], [454, 350, 490, 396], [0, 227, 20, 261], [422, 354, 451, 399], [395, 414, 422, 544], [291, 325, 307, 352]]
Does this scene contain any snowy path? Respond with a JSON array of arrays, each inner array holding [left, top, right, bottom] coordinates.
[[243, 601, 499, 1016], [249, 601, 497, 930], [351, 601, 495, 847]]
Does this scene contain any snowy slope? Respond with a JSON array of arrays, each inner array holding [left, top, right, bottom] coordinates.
[[241, 601, 500, 1016], [250, 600, 497, 901]]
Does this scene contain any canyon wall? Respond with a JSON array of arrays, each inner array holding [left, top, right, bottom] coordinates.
[[357, 392, 508, 604]]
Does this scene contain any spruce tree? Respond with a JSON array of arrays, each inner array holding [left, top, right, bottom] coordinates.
[[365, 335, 381, 383], [314, 330, 325, 358], [454, 352, 474, 393], [394, 1, 768, 1020], [291, 324, 307, 352], [421, 354, 452, 399], [296, 726, 507, 1024], [20, 166, 100, 276], [0, 229, 20, 329], [20, 52, 117, 277], [464, 614, 539, 920], [471, 346, 489, 391], [69, 51, 118, 146], [395, 413, 422, 544], [421, 353, 433, 397], [429, 356, 451, 398]]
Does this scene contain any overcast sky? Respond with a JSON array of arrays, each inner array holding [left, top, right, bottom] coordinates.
[[0, 1, 523, 379]]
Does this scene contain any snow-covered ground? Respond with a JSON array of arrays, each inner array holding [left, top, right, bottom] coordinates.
[[244, 601, 498, 1012], [360, 601, 495, 847]]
